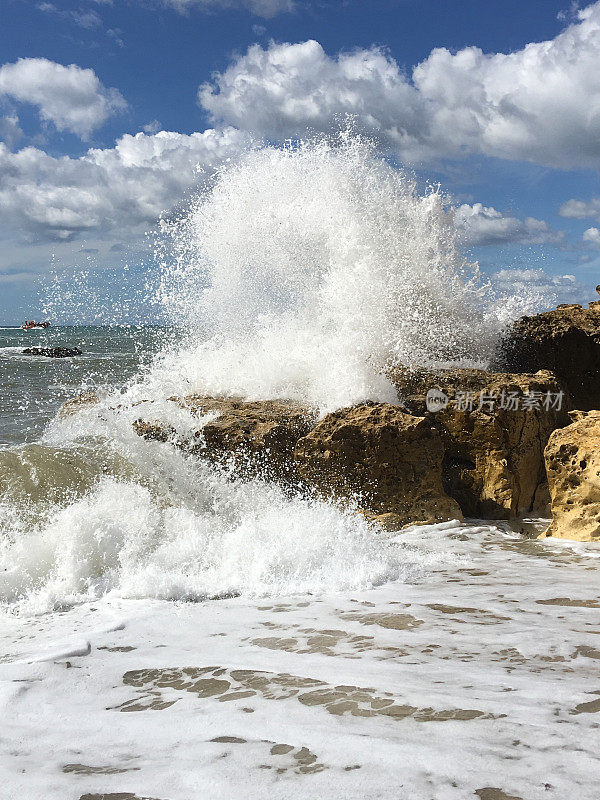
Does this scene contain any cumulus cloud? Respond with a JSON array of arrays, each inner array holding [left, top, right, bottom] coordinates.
[[143, 119, 162, 134], [488, 268, 587, 318], [0, 127, 564, 253], [557, 2, 582, 22], [200, 3, 600, 168], [199, 40, 425, 151], [0, 127, 251, 242], [0, 58, 126, 139], [583, 226, 600, 246], [559, 197, 600, 221], [0, 115, 23, 149], [454, 203, 564, 247]]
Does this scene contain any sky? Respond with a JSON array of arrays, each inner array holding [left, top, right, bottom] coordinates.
[[1, 0, 600, 324]]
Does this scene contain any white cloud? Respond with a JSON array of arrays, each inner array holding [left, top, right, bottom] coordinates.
[[107, 28, 125, 47], [143, 119, 163, 134], [0, 129, 564, 255], [199, 40, 425, 151], [200, 3, 600, 168], [155, 0, 294, 17], [583, 226, 600, 246], [557, 2, 581, 22], [492, 268, 578, 289], [0, 127, 251, 242], [0, 58, 126, 139], [454, 203, 564, 247], [488, 268, 587, 318], [2, 2, 598, 286], [37, 3, 103, 29], [559, 197, 600, 221], [0, 115, 23, 149]]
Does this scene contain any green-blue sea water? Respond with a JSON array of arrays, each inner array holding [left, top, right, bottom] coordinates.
[[0, 326, 170, 447]]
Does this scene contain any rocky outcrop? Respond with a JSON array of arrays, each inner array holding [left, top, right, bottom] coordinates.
[[541, 410, 600, 541], [496, 302, 600, 411], [59, 391, 100, 417], [390, 368, 571, 519], [133, 397, 462, 528], [294, 403, 462, 529], [61, 365, 579, 532], [23, 346, 82, 358], [532, 481, 551, 517], [135, 396, 318, 484]]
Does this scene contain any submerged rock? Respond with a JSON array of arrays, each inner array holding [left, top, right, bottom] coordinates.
[[294, 403, 463, 529], [541, 410, 600, 541], [496, 302, 600, 411], [22, 346, 82, 358], [390, 367, 571, 519]]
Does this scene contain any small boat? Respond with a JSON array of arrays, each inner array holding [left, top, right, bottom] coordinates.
[[21, 321, 51, 330]]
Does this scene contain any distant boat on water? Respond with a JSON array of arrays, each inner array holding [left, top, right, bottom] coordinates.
[[21, 320, 51, 330]]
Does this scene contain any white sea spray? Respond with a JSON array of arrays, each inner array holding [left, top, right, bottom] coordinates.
[[149, 133, 500, 410], [0, 134, 544, 613]]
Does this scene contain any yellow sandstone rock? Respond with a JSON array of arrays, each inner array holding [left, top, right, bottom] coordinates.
[[541, 410, 600, 541], [59, 391, 100, 417], [294, 403, 463, 528], [498, 303, 600, 410], [135, 395, 317, 484], [389, 368, 570, 519]]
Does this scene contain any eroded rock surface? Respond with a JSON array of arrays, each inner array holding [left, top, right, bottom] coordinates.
[[390, 368, 571, 519], [497, 302, 600, 411], [135, 395, 318, 483], [66, 371, 576, 530], [294, 403, 462, 529], [542, 410, 600, 542]]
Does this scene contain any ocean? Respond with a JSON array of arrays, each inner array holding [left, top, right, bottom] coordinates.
[[0, 325, 168, 446], [1, 136, 599, 800]]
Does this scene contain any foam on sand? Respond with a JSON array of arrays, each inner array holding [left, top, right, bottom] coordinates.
[[1, 523, 599, 800]]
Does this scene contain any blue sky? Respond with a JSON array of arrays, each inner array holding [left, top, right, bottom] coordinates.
[[1, 0, 599, 323]]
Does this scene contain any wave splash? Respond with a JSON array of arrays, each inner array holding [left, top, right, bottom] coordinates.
[[151, 133, 497, 411], [1, 133, 518, 614], [0, 440, 429, 615]]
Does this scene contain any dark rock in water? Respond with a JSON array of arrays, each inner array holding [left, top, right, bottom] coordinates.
[[389, 367, 571, 519], [22, 346, 82, 358], [495, 303, 600, 411], [294, 402, 463, 529]]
